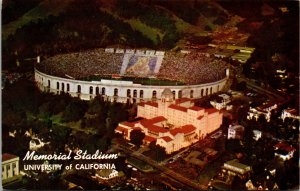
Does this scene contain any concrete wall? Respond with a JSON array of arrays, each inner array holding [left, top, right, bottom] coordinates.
[[35, 69, 228, 103]]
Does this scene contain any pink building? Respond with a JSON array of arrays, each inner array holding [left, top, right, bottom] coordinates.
[[115, 88, 223, 153]]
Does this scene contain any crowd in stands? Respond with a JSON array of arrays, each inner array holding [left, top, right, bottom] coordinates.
[[36, 49, 123, 79], [36, 49, 227, 85], [157, 52, 227, 85]]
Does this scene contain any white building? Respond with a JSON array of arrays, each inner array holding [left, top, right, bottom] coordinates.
[[95, 169, 119, 180], [223, 159, 251, 179], [247, 102, 277, 122], [245, 178, 279, 190], [115, 88, 223, 153], [29, 137, 49, 151], [281, 108, 300, 121], [2, 153, 20, 184], [252, 130, 262, 141], [228, 125, 244, 139], [210, 93, 231, 110]]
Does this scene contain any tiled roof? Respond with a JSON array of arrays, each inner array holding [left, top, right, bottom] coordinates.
[[197, 116, 204, 120], [285, 108, 298, 115], [274, 143, 295, 152], [138, 116, 169, 133], [115, 126, 129, 137], [147, 124, 169, 133], [170, 125, 196, 136], [228, 125, 244, 131], [2, 153, 18, 162], [258, 102, 277, 110], [148, 116, 167, 124], [175, 98, 191, 104], [138, 103, 145, 107], [205, 108, 219, 114], [170, 128, 182, 136], [169, 104, 188, 112], [180, 125, 196, 134], [189, 106, 203, 111], [120, 121, 135, 127], [161, 136, 173, 142], [143, 135, 157, 143], [145, 101, 158, 108]]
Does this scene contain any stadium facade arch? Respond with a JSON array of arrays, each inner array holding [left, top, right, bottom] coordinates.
[[35, 69, 229, 103]]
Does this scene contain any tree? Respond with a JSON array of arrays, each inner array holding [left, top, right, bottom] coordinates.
[[226, 139, 242, 153], [51, 125, 71, 151], [88, 95, 104, 115], [257, 114, 267, 128], [236, 81, 247, 91], [63, 98, 87, 122], [80, 118, 86, 128], [237, 106, 249, 123], [147, 142, 167, 161], [214, 136, 226, 152], [129, 129, 145, 148]]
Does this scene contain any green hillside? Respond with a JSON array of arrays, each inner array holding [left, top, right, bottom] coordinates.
[[2, 0, 230, 68], [3, 0, 72, 41]]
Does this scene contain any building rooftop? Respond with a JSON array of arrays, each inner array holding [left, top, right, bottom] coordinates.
[[144, 135, 157, 143], [147, 116, 167, 124], [257, 102, 277, 110], [2, 153, 18, 162], [284, 108, 299, 115], [144, 101, 159, 108], [120, 121, 136, 127], [161, 136, 173, 142], [224, 159, 251, 171], [228, 125, 245, 131], [274, 142, 296, 152], [170, 125, 196, 136], [175, 98, 192, 104], [219, 94, 230, 99], [180, 125, 196, 134], [115, 126, 129, 137], [161, 88, 172, 96], [189, 106, 203, 111], [205, 108, 219, 114], [96, 169, 116, 178], [169, 104, 188, 112], [197, 116, 204, 120], [147, 124, 169, 133]]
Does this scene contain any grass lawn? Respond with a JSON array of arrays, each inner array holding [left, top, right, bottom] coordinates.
[[51, 112, 63, 124], [50, 113, 97, 134]]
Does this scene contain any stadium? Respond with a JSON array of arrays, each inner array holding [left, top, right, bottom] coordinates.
[[34, 48, 229, 103]]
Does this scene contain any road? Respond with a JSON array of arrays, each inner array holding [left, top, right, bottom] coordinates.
[[112, 140, 214, 190], [236, 76, 286, 101]]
